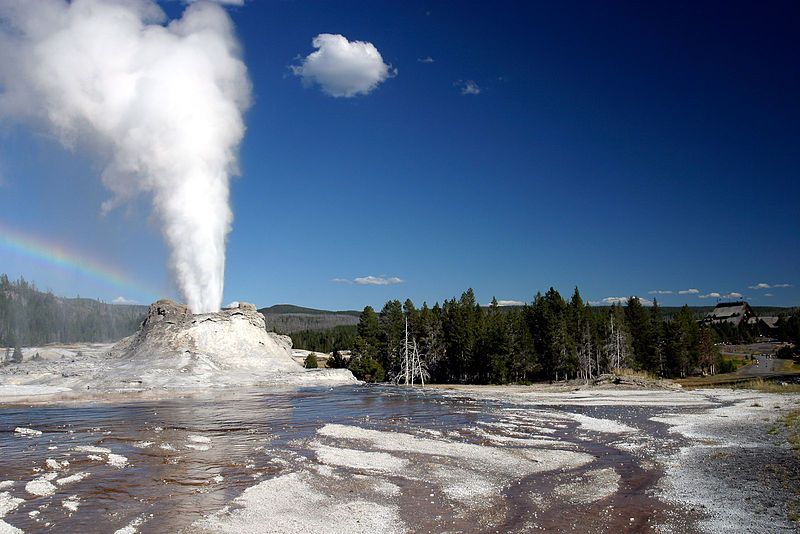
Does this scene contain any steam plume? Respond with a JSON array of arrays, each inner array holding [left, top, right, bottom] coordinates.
[[0, 0, 251, 313]]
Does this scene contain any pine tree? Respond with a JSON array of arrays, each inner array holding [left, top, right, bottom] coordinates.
[[625, 297, 654, 371], [379, 300, 405, 378], [483, 298, 511, 384], [355, 306, 381, 360], [304, 352, 319, 369], [650, 299, 664, 375]]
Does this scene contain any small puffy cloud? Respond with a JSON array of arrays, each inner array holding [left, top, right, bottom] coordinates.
[[748, 283, 771, 289], [456, 80, 481, 95], [334, 276, 404, 286], [112, 296, 139, 305], [724, 292, 743, 298], [417, 56, 435, 63], [765, 293, 774, 297], [291, 34, 396, 97], [678, 288, 700, 295], [596, 296, 653, 306], [355, 276, 404, 286], [698, 292, 721, 299], [747, 282, 791, 289], [225, 301, 240, 308], [495, 300, 525, 307], [648, 290, 673, 295]]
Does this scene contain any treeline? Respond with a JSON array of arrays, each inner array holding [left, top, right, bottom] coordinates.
[[711, 316, 797, 345], [0, 275, 146, 347], [310, 287, 800, 384], [290, 325, 357, 353]]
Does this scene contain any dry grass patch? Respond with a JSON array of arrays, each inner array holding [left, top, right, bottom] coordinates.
[[786, 410, 800, 453], [733, 378, 800, 394]]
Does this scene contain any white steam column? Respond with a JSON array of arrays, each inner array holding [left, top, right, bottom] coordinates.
[[0, 0, 252, 313]]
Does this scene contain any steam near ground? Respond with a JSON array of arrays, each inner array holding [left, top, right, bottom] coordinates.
[[0, 0, 251, 313]]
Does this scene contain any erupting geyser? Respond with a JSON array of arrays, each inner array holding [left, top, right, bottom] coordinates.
[[0, 0, 252, 312]]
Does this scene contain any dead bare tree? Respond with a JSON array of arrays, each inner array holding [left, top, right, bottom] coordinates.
[[396, 317, 429, 386]]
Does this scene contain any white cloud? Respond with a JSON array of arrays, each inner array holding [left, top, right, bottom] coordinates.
[[417, 56, 435, 63], [456, 80, 481, 95], [354, 276, 404, 286], [648, 290, 673, 295], [291, 34, 396, 97], [596, 296, 653, 306], [764, 293, 774, 297], [495, 300, 525, 307], [224, 301, 240, 308], [725, 292, 743, 298], [678, 288, 700, 295], [747, 282, 791, 289], [112, 296, 139, 305], [698, 292, 721, 299], [335, 276, 404, 286]]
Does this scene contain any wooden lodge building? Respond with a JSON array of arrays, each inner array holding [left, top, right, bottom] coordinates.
[[700, 301, 779, 330]]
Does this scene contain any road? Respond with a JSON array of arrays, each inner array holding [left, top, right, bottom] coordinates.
[[736, 356, 785, 377]]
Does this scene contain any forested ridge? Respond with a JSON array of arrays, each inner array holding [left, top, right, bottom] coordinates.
[[294, 287, 800, 384], [3, 272, 798, 384], [258, 305, 359, 333], [0, 274, 147, 347]]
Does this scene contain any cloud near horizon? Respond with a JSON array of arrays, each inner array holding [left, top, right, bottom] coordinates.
[[748, 282, 792, 289], [590, 296, 653, 307], [495, 299, 525, 307], [112, 296, 139, 305], [333, 276, 404, 286], [291, 34, 395, 97], [678, 288, 700, 295], [648, 290, 673, 295]]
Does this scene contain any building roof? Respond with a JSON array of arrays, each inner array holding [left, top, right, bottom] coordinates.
[[747, 315, 780, 328], [702, 302, 755, 326]]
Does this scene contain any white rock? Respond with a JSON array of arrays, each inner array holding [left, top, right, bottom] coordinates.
[[107, 454, 128, 468], [56, 472, 90, 486], [14, 427, 41, 437], [25, 477, 57, 497]]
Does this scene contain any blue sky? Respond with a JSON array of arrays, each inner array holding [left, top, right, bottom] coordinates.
[[0, 0, 798, 310]]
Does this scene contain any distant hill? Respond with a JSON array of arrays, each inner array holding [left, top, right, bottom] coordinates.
[[258, 304, 360, 333], [0, 275, 148, 347]]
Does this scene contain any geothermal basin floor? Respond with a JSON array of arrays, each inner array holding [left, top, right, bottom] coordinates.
[[0, 384, 799, 533]]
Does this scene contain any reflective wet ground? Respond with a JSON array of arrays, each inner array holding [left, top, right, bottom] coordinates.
[[0, 385, 797, 533]]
